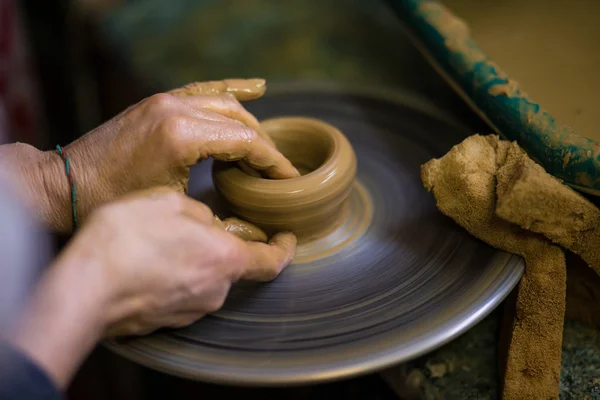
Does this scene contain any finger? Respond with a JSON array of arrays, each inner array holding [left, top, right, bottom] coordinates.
[[179, 95, 273, 176], [177, 94, 275, 147], [115, 186, 173, 203], [172, 112, 299, 179], [104, 321, 158, 338], [201, 122, 299, 179], [239, 232, 297, 282], [177, 94, 261, 132], [177, 196, 215, 225], [169, 81, 277, 177], [237, 161, 263, 177], [219, 217, 268, 242], [163, 313, 205, 328], [169, 79, 267, 102], [127, 187, 216, 224]]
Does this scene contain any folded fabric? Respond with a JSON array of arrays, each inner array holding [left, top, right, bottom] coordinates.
[[422, 134, 567, 400], [495, 141, 600, 276]]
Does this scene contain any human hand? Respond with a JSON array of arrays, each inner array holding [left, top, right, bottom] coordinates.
[[38, 78, 298, 233], [65, 187, 296, 337], [9, 187, 295, 388]]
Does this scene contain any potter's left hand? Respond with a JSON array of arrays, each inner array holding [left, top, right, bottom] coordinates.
[[0, 79, 299, 233]]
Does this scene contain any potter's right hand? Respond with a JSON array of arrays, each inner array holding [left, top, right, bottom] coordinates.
[[9, 187, 295, 388], [20, 78, 299, 233], [60, 187, 297, 337]]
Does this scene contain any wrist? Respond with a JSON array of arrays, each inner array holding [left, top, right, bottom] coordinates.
[[8, 250, 110, 388], [35, 149, 73, 233], [0, 144, 72, 233]]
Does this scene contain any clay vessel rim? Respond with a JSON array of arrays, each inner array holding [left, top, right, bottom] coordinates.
[[217, 149, 339, 183], [215, 117, 353, 185]]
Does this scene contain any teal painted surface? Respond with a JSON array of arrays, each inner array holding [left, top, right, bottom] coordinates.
[[386, 0, 600, 195]]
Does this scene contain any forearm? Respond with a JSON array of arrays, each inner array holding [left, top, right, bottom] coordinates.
[[0, 143, 71, 233], [7, 253, 109, 389]]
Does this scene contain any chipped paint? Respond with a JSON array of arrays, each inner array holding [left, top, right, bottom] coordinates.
[[488, 80, 520, 97], [386, 0, 600, 194]]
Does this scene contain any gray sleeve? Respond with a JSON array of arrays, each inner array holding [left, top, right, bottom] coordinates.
[[0, 175, 51, 334], [0, 342, 62, 400], [0, 175, 56, 400]]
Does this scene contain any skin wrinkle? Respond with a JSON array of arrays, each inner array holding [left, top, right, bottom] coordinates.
[[0, 79, 298, 234], [0, 79, 299, 390], [177, 93, 263, 134], [170, 80, 284, 177]]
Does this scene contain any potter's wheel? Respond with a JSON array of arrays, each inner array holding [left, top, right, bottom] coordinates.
[[105, 84, 524, 385]]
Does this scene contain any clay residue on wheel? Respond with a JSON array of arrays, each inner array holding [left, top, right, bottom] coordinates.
[[292, 179, 373, 264], [213, 117, 358, 250]]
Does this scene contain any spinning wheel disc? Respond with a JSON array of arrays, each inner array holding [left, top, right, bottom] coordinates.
[[105, 84, 524, 385]]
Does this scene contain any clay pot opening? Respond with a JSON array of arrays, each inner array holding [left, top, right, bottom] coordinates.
[[213, 117, 357, 243], [266, 121, 335, 176]]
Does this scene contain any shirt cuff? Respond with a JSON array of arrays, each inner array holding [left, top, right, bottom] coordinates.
[[0, 341, 62, 400]]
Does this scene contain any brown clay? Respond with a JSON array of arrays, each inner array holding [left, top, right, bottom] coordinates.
[[213, 216, 268, 243], [422, 135, 565, 400], [495, 145, 600, 276], [212, 117, 357, 244], [168, 78, 283, 177], [169, 78, 267, 102]]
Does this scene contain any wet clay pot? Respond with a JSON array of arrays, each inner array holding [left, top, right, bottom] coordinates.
[[212, 117, 357, 243]]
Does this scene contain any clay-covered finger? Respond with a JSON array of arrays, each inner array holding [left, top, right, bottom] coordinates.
[[174, 114, 299, 179], [239, 232, 297, 282], [207, 131, 300, 179], [169, 79, 267, 102], [219, 217, 268, 242], [213, 215, 267, 242], [237, 161, 263, 177], [177, 94, 261, 131], [177, 94, 275, 147], [240, 138, 300, 179], [178, 95, 275, 175]]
